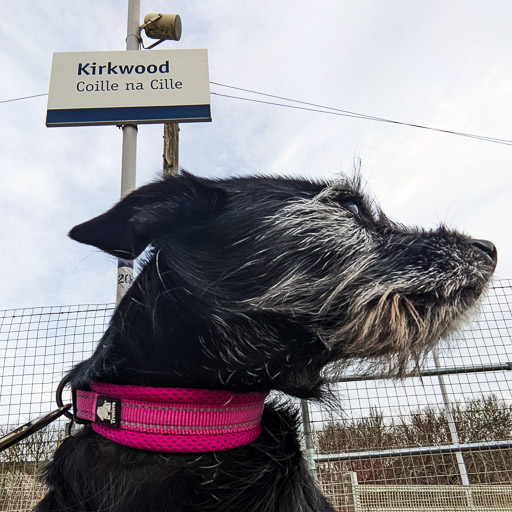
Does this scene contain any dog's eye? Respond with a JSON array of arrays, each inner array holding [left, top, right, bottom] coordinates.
[[323, 187, 363, 215], [342, 201, 360, 215]]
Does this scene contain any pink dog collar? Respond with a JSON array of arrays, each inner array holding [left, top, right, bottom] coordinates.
[[73, 382, 268, 453]]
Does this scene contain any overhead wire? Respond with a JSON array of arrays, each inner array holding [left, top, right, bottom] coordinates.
[[211, 82, 512, 147], [0, 93, 49, 104], [2, 84, 512, 147]]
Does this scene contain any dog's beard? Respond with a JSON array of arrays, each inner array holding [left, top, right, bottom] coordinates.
[[229, 195, 495, 377]]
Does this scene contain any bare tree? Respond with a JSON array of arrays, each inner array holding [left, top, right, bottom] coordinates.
[[315, 394, 512, 486], [0, 423, 62, 511]]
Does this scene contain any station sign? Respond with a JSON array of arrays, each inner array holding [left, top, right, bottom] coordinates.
[[46, 49, 211, 127]]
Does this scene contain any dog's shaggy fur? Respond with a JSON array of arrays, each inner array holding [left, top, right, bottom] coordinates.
[[35, 172, 496, 511]]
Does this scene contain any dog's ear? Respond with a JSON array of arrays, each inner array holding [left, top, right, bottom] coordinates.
[[69, 175, 226, 259]]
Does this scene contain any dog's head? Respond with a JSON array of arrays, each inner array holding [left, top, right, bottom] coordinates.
[[70, 173, 496, 396]]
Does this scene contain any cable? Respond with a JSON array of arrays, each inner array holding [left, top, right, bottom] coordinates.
[[211, 83, 512, 147], [0, 93, 48, 105], [211, 92, 371, 120], [211, 81, 385, 121]]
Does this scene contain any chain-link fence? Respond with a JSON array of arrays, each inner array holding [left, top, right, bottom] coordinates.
[[1, 282, 511, 511]]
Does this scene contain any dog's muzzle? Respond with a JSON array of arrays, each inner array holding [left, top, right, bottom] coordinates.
[[71, 383, 268, 452]]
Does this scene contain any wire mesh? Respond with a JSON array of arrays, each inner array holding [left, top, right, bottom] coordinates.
[[311, 279, 512, 510], [0, 304, 113, 511], [0, 282, 511, 511]]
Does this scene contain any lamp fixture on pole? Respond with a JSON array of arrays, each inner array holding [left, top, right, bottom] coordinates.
[[140, 14, 182, 49]]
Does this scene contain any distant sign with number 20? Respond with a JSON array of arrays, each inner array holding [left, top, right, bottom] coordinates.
[[46, 49, 211, 127]]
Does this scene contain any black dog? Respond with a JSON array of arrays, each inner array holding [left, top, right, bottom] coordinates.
[[35, 172, 496, 511]]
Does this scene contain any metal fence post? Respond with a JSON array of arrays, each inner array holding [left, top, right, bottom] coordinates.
[[433, 350, 475, 509], [300, 399, 317, 473], [343, 471, 359, 512]]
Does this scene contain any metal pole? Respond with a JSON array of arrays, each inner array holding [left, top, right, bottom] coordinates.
[[328, 361, 512, 383], [116, 0, 140, 304], [314, 439, 512, 463], [434, 350, 474, 509], [300, 399, 317, 473], [433, 351, 470, 485]]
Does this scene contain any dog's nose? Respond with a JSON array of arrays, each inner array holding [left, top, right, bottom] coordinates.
[[471, 239, 498, 264]]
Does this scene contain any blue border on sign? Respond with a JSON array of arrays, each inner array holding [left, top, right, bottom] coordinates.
[[46, 104, 211, 126]]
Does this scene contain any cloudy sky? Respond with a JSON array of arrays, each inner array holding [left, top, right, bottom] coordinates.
[[1, 1, 511, 310]]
